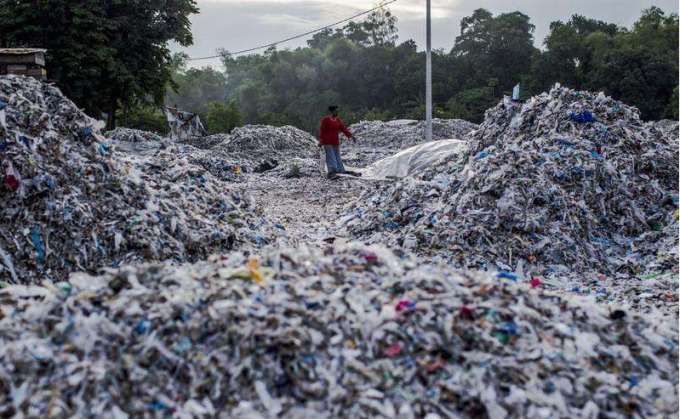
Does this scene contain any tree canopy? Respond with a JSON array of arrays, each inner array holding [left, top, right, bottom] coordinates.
[[530, 7, 678, 119], [168, 6, 676, 132], [0, 0, 198, 129]]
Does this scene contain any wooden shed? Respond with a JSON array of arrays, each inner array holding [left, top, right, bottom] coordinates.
[[0, 48, 48, 79]]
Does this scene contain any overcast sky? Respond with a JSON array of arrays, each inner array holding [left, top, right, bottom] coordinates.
[[174, 0, 678, 69]]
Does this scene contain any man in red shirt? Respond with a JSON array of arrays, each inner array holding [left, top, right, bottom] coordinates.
[[318, 105, 358, 179]]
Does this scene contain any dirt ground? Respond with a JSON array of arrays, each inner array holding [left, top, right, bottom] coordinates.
[[246, 174, 370, 248]]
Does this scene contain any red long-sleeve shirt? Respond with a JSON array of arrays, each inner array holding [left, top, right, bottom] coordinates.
[[319, 116, 353, 147]]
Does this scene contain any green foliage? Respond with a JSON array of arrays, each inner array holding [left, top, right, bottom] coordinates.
[[0, 0, 199, 129], [362, 7, 398, 46], [588, 48, 676, 120], [254, 111, 301, 127], [452, 9, 538, 94], [212, 6, 547, 131], [209, 5, 676, 130], [117, 108, 170, 134], [167, 66, 229, 114], [444, 87, 497, 123], [529, 15, 624, 92], [529, 8, 678, 119], [204, 100, 244, 135], [340, 108, 393, 125], [3, 3, 675, 133]]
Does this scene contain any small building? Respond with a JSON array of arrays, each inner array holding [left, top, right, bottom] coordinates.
[[0, 48, 48, 79]]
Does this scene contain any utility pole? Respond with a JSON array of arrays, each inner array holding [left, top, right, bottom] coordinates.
[[425, 0, 433, 142]]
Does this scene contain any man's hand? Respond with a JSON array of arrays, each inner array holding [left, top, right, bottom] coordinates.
[[351, 136, 357, 144], [317, 141, 323, 148]]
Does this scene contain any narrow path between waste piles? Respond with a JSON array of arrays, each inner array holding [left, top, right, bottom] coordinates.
[[246, 174, 367, 248]]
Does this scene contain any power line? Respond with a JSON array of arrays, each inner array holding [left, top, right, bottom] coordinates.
[[188, 0, 398, 61]]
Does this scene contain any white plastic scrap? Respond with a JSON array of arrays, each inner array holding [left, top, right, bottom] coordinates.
[[164, 125, 319, 181], [0, 75, 278, 284], [0, 245, 676, 417], [341, 85, 679, 315]]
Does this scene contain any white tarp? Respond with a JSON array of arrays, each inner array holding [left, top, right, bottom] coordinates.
[[360, 139, 467, 179]]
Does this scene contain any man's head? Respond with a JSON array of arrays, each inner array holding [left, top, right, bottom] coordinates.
[[328, 105, 340, 118]]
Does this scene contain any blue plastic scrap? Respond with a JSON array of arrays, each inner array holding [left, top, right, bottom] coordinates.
[[569, 111, 596, 123], [496, 271, 518, 281], [135, 319, 151, 334], [30, 227, 45, 263]]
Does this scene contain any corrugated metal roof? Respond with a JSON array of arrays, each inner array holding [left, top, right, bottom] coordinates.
[[0, 48, 47, 55]]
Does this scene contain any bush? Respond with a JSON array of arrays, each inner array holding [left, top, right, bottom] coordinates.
[[344, 108, 393, 124], [254, 111, 301, 127], [403, 104, 426, 120], [444, 87, 497, 123], [204, 100, 244, 134], [117, 108, 169, 134]]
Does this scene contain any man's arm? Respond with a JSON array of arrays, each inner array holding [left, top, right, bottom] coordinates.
[[339, 121, 355, 142]]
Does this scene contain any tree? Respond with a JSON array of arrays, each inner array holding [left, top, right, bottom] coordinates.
[[0, 0, 116, 117], [343, 21, 371, 47], [204, 100, 244, 134], [589, 48, 677, 120], [0, 0, 198, 129], [529, 15, 622, 93], [445, 86, 497, 123], [167, 6, 679, 130], [117, 108, 170, 134], [167, 67, 229, 114], [362, 7, 398, 46], [628, 6, 678, 63], [531, 8, 678, 119], [343, 6, 397, 47], [452, 9, 537, 94], [307, 28, 344, 50]]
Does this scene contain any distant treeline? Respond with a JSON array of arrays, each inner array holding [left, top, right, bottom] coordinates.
[[1, 2, 676, 134], [167, 6, 678, 135]]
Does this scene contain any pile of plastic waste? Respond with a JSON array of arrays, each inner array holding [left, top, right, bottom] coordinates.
[[344, 119, 477, 167], [652, 119, 679, 139], [176, 133, 226, 150], [341, 85, 678, 295], [105, 127, 164, 143], [213, 125, 318, 161], [0, 244, 676, 418], [0, 75, 274, 284], [170, 143, 248, 183], [168, 125, 319, 181], [349, 119, 477, 150]]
